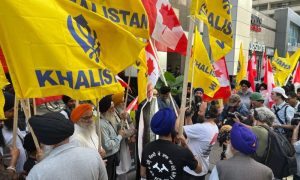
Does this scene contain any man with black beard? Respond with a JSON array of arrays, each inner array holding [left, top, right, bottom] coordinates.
[[27, 112, 107, 180], [0, 92, 26, 173], [99, 95, 126, 180], [157, 86, 178, 112]]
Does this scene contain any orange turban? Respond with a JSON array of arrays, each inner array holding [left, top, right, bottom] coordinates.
[[70, 104, 93, 123], [112, 92, 124, 106]]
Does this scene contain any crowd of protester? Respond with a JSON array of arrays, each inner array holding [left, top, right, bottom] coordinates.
[[1, 79, 300, 180]]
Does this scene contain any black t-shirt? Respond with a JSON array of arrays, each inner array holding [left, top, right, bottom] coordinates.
[[141, 139, 198, 180]]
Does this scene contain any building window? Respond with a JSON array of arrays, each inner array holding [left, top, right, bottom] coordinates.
[[288, 22, 300, 47]]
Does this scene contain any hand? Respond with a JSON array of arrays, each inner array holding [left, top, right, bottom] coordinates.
[[129, 134, 136, 143], [99, 147, 106, 158], [36, 148, 44, 162], [118, 129, 126, 138], [120, 112, 128, 120], [177, 135, 188, 148]]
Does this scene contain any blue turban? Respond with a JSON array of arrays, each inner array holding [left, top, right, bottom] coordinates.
[[194, 88, 204, 94], [151, 108, 176, 136], [230, 123, 258, 155]]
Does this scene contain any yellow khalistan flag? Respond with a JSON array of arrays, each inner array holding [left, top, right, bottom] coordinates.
[[89, 0, 149, 39], [188, 27, 220, 97], [191, 0, 233, 61], [137, 49, 148, 104], [0, 65, 9, 119], [274, 49, 300, 86], [235, 43, 247, 90], [0, 0, 145, 100]]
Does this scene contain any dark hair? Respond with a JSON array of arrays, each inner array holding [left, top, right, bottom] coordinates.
[[259, 83, 267, 90], [239, 80, 251, 88], [297, 88, 300, 93], [287, 91, 297, 99], [160, 86, 171, 94], [205, 105, 219, 119], [62, 95, 71, 105]]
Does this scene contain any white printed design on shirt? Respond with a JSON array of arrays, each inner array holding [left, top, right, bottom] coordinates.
[[146, 151, 177, 179]]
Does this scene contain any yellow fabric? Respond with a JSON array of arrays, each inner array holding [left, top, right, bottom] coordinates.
[[0, 0, 148, 100], [0, 65, 9, 119], [235, 43, 246, 91], [137, 48, 147, 104], [274, 48, 300, 86], [89, 0, 149, 39], [188, 27, 220, 97], [191, 0, 233, 61]]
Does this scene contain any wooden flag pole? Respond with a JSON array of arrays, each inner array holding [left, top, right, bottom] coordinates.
[[149, 40, 179, 117], [12, 97, 19, 148], [20, 99, 40, 150], [95, 98, 102, 148], [32, 98, 37, 115], [178, 17, 195, 137], [189, 60, 195, 108]]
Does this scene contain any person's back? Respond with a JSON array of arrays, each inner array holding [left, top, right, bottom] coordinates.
[[216, 152, 273, 180], [27, 143, 107, 180], [141, 139, 197, 180]]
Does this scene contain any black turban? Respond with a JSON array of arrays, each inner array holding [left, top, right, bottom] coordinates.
[[29, 112, 74, 145], [62, 95, 71, 105], [99, 95, 112, 113], [4, 92, 14, 112], [160, 86, 171, 95]]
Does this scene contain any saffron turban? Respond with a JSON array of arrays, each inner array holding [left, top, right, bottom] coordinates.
[[70, 104, 93, 123]]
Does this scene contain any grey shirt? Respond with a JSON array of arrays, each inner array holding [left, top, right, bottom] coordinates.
[[294, 140, 300, 176], [27, 143, 107, 180]]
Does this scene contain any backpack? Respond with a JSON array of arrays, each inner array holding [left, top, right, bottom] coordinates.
[[273, 104, 293, 138], [259, 125, 297, 178]]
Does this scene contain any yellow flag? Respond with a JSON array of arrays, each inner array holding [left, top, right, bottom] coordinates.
[[0, 65, 9, 119], [235, 43, 246, 90], [274, 48, 300, 86], [191, 0, 233, 61], [0, 0, 149, 100], [137, 49, 147, 104], [87, 0, 149, 39], [188, 27, 220, 97]]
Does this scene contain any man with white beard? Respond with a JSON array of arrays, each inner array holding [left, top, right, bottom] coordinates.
[[99, 95, 126, 180], [69, 103, 106, 157], [112, 92, 136, 180], [209, 123, 273, 180], [27, 112, 108, 180]]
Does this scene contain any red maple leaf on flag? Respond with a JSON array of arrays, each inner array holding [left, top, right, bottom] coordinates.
[[159, 4, 180, 30], [147, 58, 155, 75], [215, 69, 223, 78]]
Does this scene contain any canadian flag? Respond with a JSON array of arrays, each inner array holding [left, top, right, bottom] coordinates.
[[292, 62, 300, 90], [146, 43, 160, 87], [247, 58, 255, 92], [203, 57, 231, 101], [263, 52, 275, 107], [116, 75, 129, 89], [142, 0, 188, 56], [251, 51, 257, 77]]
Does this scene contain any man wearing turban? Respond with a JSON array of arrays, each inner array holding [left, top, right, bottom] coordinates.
[[112, 92, 136, 180], [140, 108, 202, 180], [69, 104, 106, 157], [99, 95, 126, 180], [209, 123, 273, 180], [27, 112, 108, 180]]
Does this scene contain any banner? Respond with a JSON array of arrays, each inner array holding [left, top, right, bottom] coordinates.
[[188, 27, 220, 97], [87, 0, 149, 39], [235, 43, 247, 90], [137, 49, 148, 104], [0, 0, 148, 100], [273, 49, 300, 86], [191, 0, 233, 61]]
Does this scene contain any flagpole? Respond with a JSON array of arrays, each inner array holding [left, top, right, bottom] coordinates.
[[12, 97, 19, 148], [149, 40, 179, 117], [19, 99, 41, 151], [95, 98, 102, 148], [189, 60, 195, 108], [123, 69, 131, 129], [178, 17, 195, 137], [32, 98, 37, 115], [285, 61, 299, 86]]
